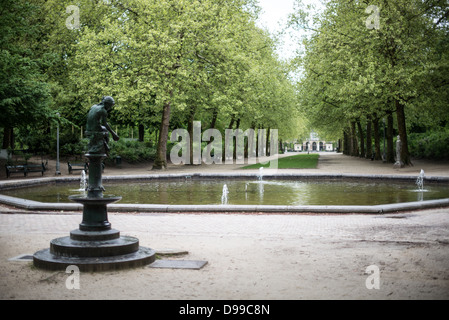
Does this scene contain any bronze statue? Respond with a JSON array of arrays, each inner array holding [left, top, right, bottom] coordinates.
[[86, 96, 119, 155], [33, 95, 156, 272]]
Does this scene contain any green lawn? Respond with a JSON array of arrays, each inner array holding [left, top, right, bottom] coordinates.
[[242, 153, 319, 169]]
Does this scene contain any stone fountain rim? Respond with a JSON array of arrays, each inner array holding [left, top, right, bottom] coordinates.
[[0, 173, 448, 214]]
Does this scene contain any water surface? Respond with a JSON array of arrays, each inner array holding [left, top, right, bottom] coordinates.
[[2, 179, 449, 206]]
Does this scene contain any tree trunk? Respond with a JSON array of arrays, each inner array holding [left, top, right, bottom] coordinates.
[[372, 117, 381, 160], [386, 112, 395, 163], [350, 121, 358, 156], [209, 107, 218, 130], [265, 127, 270, 157], [365, 115, 372, 159], [138, 124, 145, 142], [187, 104, 196, 165], [2, 127, 11, 149], [343, 128, 349, 155], [395, 99, 412, 166], [153, 28, 183, 169], [357, 120, 365, 158], [153, 101, 171, 170]]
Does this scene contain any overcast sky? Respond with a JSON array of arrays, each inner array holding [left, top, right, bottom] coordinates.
[[256, 0, 298, 60], [257, 0, 295, 32], [256, 0, 325, 61]]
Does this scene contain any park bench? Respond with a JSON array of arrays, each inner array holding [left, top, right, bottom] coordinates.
[[5, 163, 46, 178], [5, 165, 26, 178], [25, 163, 46, 176], [68, 161, 89, 174]]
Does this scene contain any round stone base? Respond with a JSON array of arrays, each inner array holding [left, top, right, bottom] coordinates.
[[49, 235, 140, 257], [33, 229, 156, 272], [33, 246, 156, 272]]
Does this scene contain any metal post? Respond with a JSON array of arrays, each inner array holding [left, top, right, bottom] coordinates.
[[56, 113, 61, 175], [382, 118, 386, 162]]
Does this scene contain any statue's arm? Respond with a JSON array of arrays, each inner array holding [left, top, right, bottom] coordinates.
[[104, 122, 120, 141]]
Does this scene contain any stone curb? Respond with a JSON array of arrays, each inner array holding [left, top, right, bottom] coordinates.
[[1, 194, 449, 214]]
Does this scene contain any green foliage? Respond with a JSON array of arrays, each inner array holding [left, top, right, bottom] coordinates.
[[409, 127, 449, 160], [0, 0, 53, 134], [109, 139, 156, 164], [4, 0, 304, 162], [18, 129, 52, 154], [59, 135, 88, 157], [67, 0, 302, 137], [290, 0, 449, 162]]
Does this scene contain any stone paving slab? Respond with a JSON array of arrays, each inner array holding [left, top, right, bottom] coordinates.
[[148, 260, 208, 270]]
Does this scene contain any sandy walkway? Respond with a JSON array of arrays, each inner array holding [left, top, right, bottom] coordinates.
[[3, 151, 448, 178], [0, 152, 448, 301]]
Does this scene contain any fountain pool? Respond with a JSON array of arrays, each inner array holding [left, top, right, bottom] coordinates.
[[1, 175, 448, 207]]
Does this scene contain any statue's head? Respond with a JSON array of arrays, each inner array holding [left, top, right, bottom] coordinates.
[[101, 96, 115, 110]]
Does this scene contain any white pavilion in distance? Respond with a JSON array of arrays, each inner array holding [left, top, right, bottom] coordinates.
[[294, 131, 334, 152]]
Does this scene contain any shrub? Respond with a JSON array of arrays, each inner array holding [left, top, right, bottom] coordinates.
[[19, 133, 52, 154], [109, 139, 157, 164], [409, 127, 449, 160]]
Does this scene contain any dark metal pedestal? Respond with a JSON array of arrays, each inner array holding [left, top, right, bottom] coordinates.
[[33, 229, 155, 272], [33, 153, 156, 271]]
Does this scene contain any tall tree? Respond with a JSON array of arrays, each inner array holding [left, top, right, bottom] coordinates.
[[0, 0, 54, 149], [291, 0, 449, 165]]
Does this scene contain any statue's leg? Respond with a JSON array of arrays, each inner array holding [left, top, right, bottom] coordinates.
[[104, 140, 110, 156], [102, 128, 110, 156]]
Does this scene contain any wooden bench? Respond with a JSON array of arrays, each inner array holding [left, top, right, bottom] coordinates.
[[68, 162, 89, 174], [5, 163, 46, 178]]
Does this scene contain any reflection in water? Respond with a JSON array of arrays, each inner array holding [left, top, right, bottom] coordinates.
[[2, 179, 449, 206], [417, 191, 423, 202], [258, 181, 264, 202]]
